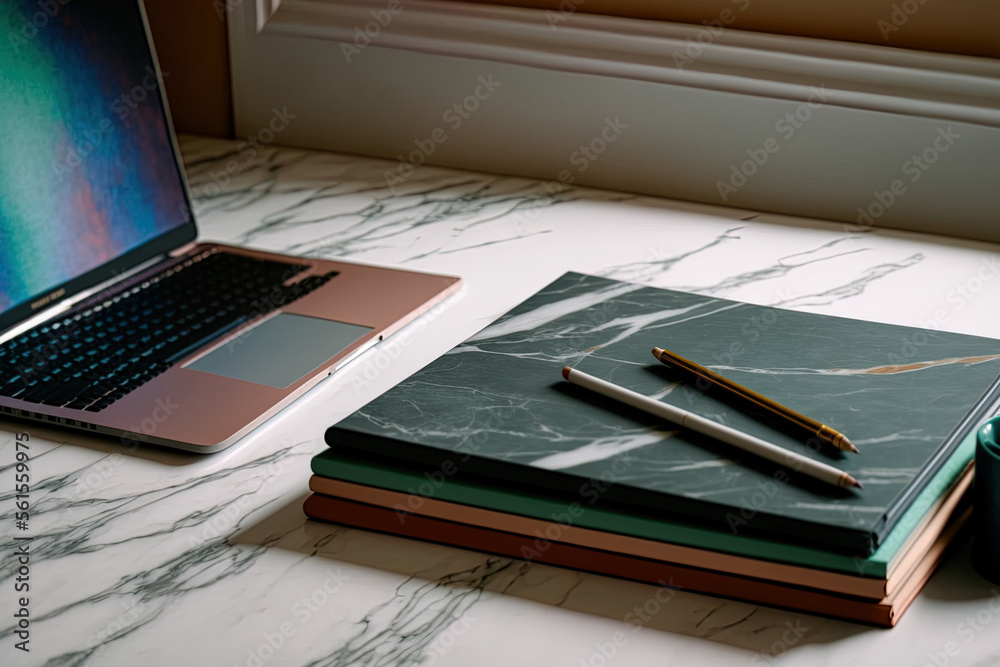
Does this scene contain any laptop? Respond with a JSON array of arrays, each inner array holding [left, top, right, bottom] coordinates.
[[0, 0, 460, 453]]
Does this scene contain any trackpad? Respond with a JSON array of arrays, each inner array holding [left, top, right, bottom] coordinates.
[[185, 313, 373, 388]]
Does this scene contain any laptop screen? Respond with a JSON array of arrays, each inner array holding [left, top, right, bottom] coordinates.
[[0, 0, 194, 330]]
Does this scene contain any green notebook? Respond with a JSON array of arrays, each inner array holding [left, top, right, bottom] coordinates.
[[312, 430, 976, 578], [326, 273, 1000, 554]]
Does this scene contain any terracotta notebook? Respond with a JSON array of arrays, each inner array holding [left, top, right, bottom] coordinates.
[[303, 493, 969, 627], [311, 432, 979, 580], [308, 461, 972, 601]]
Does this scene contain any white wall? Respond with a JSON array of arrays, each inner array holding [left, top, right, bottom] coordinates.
[[228, 0, 1000, 241]]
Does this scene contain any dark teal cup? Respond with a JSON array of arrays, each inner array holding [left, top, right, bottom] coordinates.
[[975, 416, 1000, 584]]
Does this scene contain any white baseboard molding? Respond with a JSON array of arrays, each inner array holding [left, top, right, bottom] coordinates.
[[230, 0, 1000, 241]]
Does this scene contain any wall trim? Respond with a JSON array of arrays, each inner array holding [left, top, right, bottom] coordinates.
[[267, 0, 1000, 128], [229, 0, 1000, 242]]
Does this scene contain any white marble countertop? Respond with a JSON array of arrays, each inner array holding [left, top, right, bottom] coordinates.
[[4, 134, 1000, 666]]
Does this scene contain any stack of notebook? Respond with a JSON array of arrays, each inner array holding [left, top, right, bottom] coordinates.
[[305, 273, 1000, 626]]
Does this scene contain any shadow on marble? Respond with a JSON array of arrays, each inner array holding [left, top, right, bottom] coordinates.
[[742, 208, 1000, 254], [0, 422, 206, 467], [921, 535, 1000, 603], [232, 494, 873, 658]]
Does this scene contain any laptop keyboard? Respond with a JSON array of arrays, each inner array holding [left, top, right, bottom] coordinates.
[[0, 250, 337, 412]]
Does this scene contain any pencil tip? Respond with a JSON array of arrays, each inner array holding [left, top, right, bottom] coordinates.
[[561, 366, 571, 380], [651, 347, 663, 359], [854, 479, 863, 489], [849, 442, 860, 454]]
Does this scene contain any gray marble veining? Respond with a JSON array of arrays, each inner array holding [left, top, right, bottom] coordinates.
[[2, 135, 1000, 666], [329, 273, 1000, 552]]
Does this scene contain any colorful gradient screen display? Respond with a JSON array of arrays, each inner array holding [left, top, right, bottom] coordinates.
[[0, 0, 190, 319]]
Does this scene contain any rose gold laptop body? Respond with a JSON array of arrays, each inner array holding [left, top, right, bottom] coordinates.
[[1, 242, 460, 453], [0, 0, 460, 452]]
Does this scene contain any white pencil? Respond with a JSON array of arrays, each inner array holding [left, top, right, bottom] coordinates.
[[561, 366, 862, 489]]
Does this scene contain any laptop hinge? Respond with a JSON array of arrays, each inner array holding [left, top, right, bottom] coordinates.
[[0, 252, 172, 345], [170, 241, 200, 258]]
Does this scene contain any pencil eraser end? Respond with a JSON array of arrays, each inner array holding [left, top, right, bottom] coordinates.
[[651, 347, 663, 359], [561, 366, 571, 380]]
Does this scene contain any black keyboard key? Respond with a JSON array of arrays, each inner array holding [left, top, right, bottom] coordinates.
[[40, 377, 94, 407], [0, 250, 331, 412]]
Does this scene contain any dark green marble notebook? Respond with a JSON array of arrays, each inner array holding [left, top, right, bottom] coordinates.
[[326, 273, 1000, 555]]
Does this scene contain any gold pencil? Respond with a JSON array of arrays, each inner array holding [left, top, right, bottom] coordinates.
[[651, 347, 859, 454]]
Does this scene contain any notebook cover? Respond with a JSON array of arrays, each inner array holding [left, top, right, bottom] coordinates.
[[313, 431, 978, 578], [303, 494, 970, 627], [308, 463, 972, 600], [327, 272, 1000, 554]]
